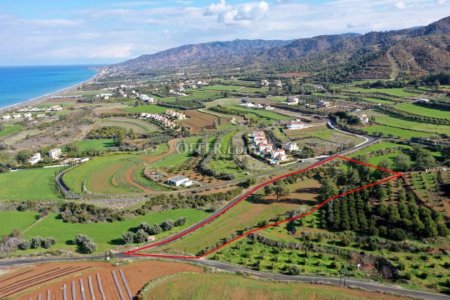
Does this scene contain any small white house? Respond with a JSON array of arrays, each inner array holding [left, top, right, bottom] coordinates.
[[49, 148, 62, 160], [167, 175, 193, 187], [359, 114, 370, 124], [271, 149, 287, 161], [13, 114, 22, 119], [283, 142, 299, 152], [28, 153, 42, 165], [1, 114, 11, 120], [23, 112, 32, 118]]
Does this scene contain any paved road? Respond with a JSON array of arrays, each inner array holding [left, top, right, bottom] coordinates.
[[0, 255, 448, 300]]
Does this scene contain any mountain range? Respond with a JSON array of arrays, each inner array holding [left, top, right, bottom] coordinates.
[[103, 16, 450, 80]]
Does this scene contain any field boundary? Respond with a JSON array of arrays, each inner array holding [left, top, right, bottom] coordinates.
[[124, 155, 402, 259]]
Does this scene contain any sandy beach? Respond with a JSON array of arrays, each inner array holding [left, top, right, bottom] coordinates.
[[0, 73, 98, 114]]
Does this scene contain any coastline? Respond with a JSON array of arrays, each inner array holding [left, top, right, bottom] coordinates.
[[0, 73, 98, 113]]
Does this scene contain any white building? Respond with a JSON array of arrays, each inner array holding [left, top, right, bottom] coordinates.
[[286, 121, 307, 130], [1, 114, 11, 120], [139, 94, 155, 103], [261, 79, 270, 87], [28, 153, 42, 165], [13, 114, 22, 119], [49, 148, 62, 160], [359, 114, 369, 125], [23, 112, 32, 118], [274, 80, 283, 88], [283, 142, 299, 152], [271, 149, 287, 162], [167, 175, 193, 187]]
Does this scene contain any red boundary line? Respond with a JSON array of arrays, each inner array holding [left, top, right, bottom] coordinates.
[[124, 155, 402, 259]]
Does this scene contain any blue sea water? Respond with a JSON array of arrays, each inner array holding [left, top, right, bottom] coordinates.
[[0, 65, 97, 109]]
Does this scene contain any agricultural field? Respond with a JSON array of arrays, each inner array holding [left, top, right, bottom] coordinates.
[[151, 137, 200, 169], [227, 105, 290, 124], [74, 138, 116, 152], [1, 261, 203, 300], [202, 84, 244, 91], [63, 142, 170, 195], [284, 126, 364, 154], [180, 110, 230, 133], [122, 104, 168, 114], [0, 211, 39, 236], [22, 208, 209, 253], [150, 177, 320, 255], [364, 124, 431, 139], [0, 124, 23, 138], [346, 87, 419, 97], [394, 103, 450, 120], [373, 114, 450, 135], [0, 167, 62, 201], [95, 117, 160, 133], [144, 272, 404, 300]]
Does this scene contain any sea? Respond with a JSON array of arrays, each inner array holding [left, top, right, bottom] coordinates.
[[0, 65, 97, 109]]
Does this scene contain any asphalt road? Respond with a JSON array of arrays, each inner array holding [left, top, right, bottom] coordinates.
[[1, 255, 449, 300]]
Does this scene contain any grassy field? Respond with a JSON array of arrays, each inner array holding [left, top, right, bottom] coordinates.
[[374, 115, 450, 135], [362, 97, 396, 105], [122, 105, 168, 114], [74, 139, 116, 152], [228, 105, 290, 122], [143, 272, 402, 300], [364, 125, 431, 139], [394, 103, 450, 120], [350, 141, 410, 157], [150, 178, 319, 255], [347, 87, 418, 97], [0, 211, 39, 236], [202, 85, 243, 91], [0, 168, 62, 201], [95, 117, 160, 133], [152, 137, 200, 169], [0, 124, 23, 138], [23, 209, 209, 253]]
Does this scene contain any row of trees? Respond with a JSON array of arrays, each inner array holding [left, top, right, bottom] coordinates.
[[319, 174, 448, 240]]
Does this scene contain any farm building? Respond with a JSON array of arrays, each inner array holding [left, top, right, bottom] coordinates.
[[286, 121, 307, 130], [167, 175, 193, 187], [28, 153, 42, 165], [283, 142, 299, 152], [48, 148, 62, 160]]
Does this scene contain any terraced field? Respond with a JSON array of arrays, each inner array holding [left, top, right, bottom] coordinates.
[[394, 103, 450, 120], [373, 114, 450, 135], [63, 142, 171, 195], [95, 117, 160, 133]]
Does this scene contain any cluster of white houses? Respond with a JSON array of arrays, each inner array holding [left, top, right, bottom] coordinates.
[[139, 110, 186, 129], [240, 102, 274, 110], [260, 79, 283, 88], [285, 96, 331, 108], [2, 106, 63, 121], [248, 131, 299, 165]]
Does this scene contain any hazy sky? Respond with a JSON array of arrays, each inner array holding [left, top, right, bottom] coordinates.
[[0, 0, 448, 65]]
